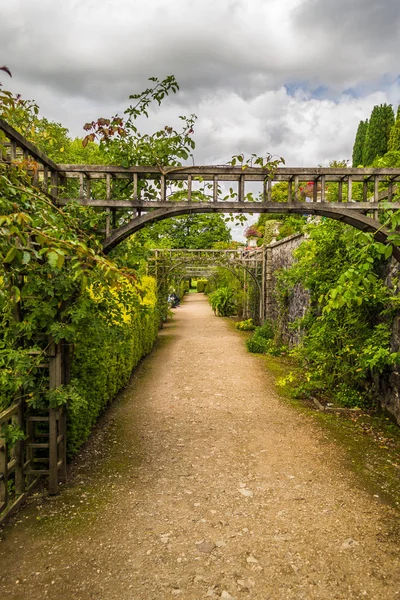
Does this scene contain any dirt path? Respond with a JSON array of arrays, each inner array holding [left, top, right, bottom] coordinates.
[[0, 294, 399, 600]]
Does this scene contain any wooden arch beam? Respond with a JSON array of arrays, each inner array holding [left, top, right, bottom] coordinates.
[[102, 204, 400, 262]]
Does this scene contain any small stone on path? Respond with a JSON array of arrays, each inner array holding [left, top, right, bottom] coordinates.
[[238, 488, 253, 497], [341, 538, 359, 550], [221, 591, 235, 599], [196, 541, 216, 553], [246, 555, 259, 564]]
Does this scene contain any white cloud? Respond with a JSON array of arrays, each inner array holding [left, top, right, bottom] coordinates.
[[1, 0, 400, 184]]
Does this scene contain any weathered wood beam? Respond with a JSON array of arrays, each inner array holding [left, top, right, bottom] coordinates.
[[56, 198, 390, 211], [0, 118, 59, 170]]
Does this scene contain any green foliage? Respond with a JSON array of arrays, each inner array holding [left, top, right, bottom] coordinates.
[[67, 281, 159, 456], [246, 334, 270, 354], [246, 320, 274, 353], [255, 203, 305, 243], [0, 422, 25, 447], [363, 104, 395, 166], [0, 76, 187, 457], [388, 106, 400, 152], [352, 119, 368, 167], [196, 279, 208, 293], [137, 213, 231, 249], [235, 319, 256, 331], [209, 287, 236, 317], [275, 219, 400, 407]]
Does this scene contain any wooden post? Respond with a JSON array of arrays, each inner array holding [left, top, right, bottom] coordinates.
[[59, 342, 70, 484], [388, 179, 393, 203], [13, 402, 24, 496], [373, 176, 380, 220], [320, 175, 326, 203], [338, 179, 343, 202], [363, 180, 368, 203], [313, 178, 318, 202], [238, 175, 245, 203], [294, 176, 299, 202], [106, 173, 111, 237], [48, 341, 62, 495], [288, 177, 293, 203], [243, 268, 248, 319], [265, 245, 273, 319], [0, 434, 7, 512], [347, 176, 353, 202], [261, 246, 267, 321], [160, 174, 166, 202], [213, 176, 218, 203]]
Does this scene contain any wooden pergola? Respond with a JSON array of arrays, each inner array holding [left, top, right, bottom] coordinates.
[[1, 117, 400, 259]]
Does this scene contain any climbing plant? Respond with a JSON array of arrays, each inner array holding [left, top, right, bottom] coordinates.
[[275, 219, 400, 407]]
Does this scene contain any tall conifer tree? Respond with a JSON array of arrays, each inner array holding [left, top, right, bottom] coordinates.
[[388, 106, 400, 152], [352, 119, 368, 166], [362, 103, 395, 165]]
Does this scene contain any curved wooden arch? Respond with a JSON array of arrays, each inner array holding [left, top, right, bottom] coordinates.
[[102, 204, 400, 261]]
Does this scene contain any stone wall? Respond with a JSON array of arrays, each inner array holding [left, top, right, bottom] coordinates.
[[266, 234, 400, 425], [268, 234, 309, 346], [377, 259, 400, 424]]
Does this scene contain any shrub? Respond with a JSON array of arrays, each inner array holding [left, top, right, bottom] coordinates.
[[67, 276, 159, 457], [255, 320, 274, 340], [246, 320, 276, 354], [209, 287, 236, 316], [196, 279, 208, 293], [246, 334, 270, 353], [235, 319, 256, 331]]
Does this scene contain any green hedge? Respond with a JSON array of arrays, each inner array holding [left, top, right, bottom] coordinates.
[[196, 279, 208, 293], [67, 279, 160, 457]]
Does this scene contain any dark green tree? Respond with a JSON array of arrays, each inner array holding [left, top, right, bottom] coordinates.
[[388, 106, 400, 152], [362, 104, 395, 165], [352, 120, 368, 166]]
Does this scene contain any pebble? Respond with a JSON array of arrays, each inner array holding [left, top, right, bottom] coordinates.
[[246, 555, 259, 564], [341, 538, 359, 550], [238, 488, 253, 497], [237, 578, 256, 590], [196, 541, 216, 553]]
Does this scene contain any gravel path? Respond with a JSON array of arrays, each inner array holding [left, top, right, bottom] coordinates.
[[0, 294, 399, 600]]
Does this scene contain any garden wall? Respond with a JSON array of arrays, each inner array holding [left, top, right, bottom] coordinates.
[[267, 233, 400, 425], [269, 234, 309, 346]]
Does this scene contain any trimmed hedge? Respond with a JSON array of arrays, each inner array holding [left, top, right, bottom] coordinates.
[[67, 276, 159, 456], [196, 279, 208, 293]]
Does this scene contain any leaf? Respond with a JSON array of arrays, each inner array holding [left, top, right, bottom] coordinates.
[[47, 251, 59, 269], [22, 251, 31, 265], [384, 244, 393, 259], [3, 247, 17, 263], [57, 254, 65, 269], [10, 286, 20, 303]]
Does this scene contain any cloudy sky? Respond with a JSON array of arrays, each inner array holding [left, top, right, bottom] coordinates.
[[1, 0, 400, 237], [2, 0, 400, 164]]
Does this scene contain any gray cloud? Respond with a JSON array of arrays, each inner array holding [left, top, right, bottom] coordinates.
[[1, 0, 400, 174]]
